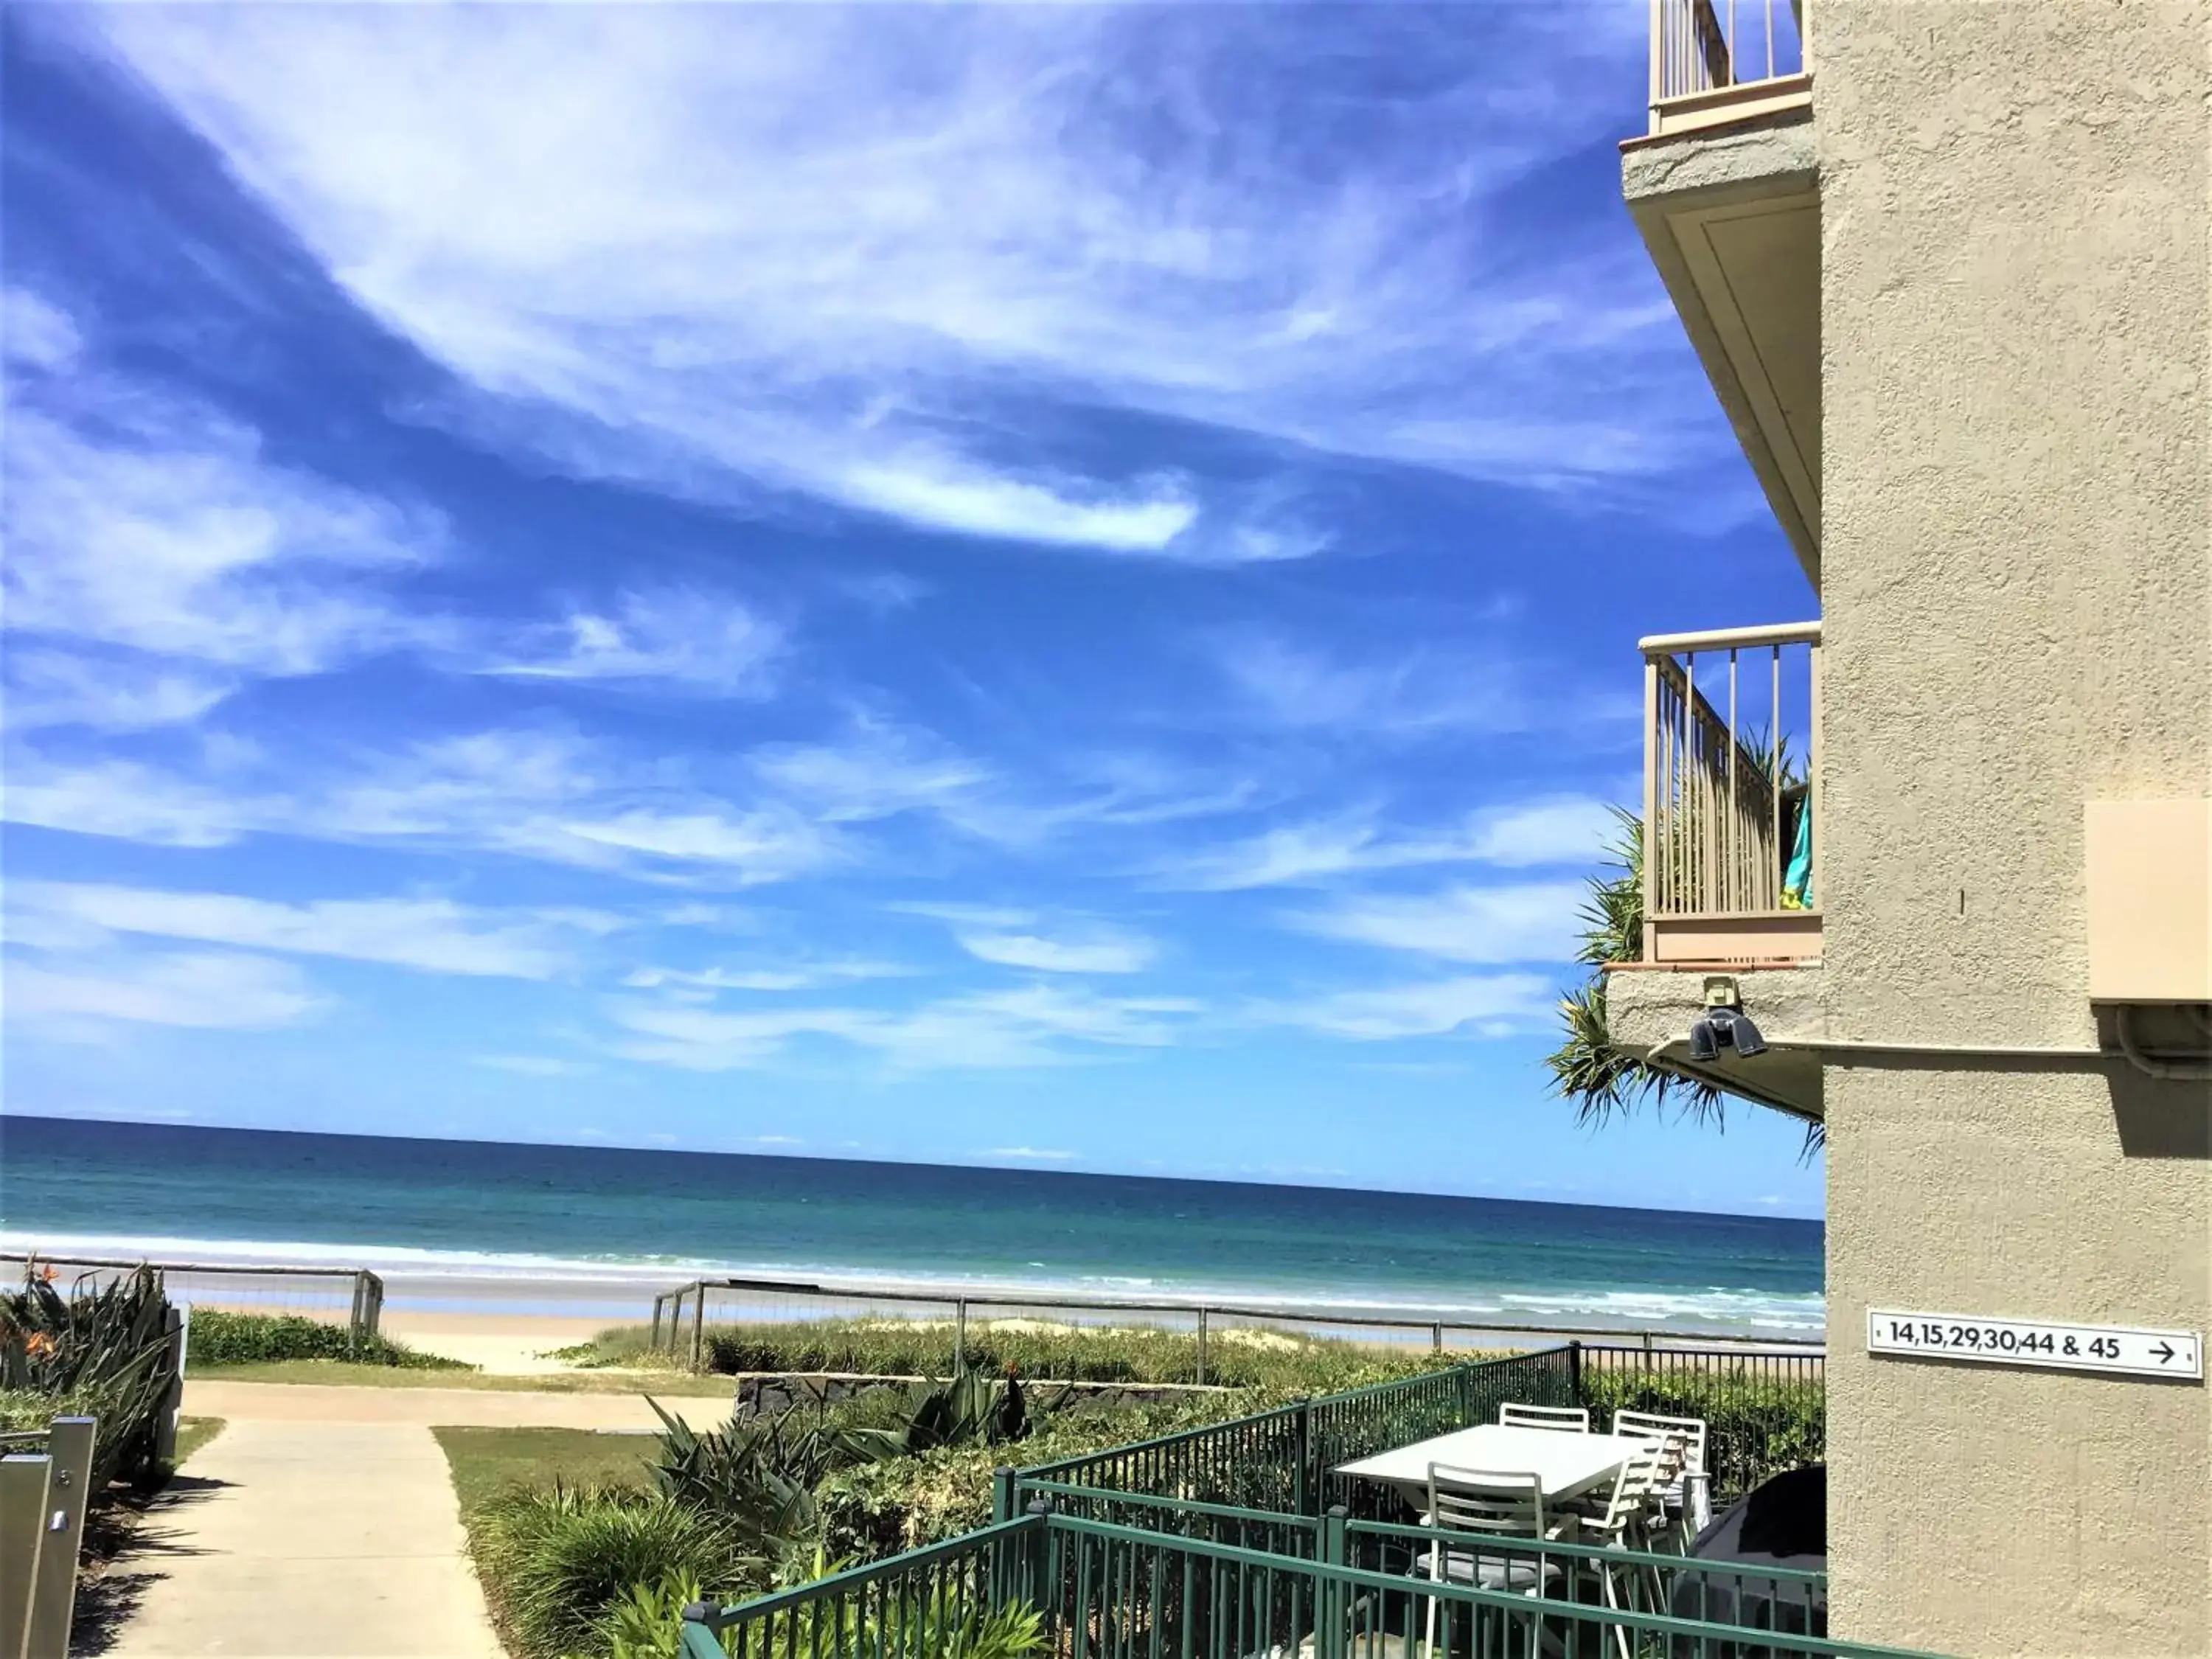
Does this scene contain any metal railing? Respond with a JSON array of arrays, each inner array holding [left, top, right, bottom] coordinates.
[[1012, 1349, 1580, 1520], [0, 1416, 96, 1659], [3, 1255, 385, 1346], [1580, 1341, 1824, 1500], [1650, 0, 1810, 130], [650, 1273, 1820, 1379], [1015, 1344, 1823, 1525], [1641, 622, 1822, 960], [684, 1507, 1938, 1659]]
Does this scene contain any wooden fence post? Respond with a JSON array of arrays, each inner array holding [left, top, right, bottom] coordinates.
[[1194, 1308, 1208, 1387], [689, 1284, 707, 1372]]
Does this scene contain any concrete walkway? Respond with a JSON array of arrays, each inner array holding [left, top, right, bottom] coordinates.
[[102, 1383, 680, 1656], [106, 1418, 504, 1658]]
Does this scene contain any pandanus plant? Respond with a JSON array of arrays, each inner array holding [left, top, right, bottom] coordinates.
[[0, 1260, 180, 1489]]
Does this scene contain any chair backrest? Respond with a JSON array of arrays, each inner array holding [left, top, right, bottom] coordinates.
[[1613, 1409, 1708, 1475], [1498, 1402, 1590, 1433], [1427, 1464, 1545, 1540], [1586, 1444, 1666, 1540]]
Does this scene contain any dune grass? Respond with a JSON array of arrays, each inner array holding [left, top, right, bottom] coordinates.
[[187, 1310, 469, 1369], [564, 1318, 1465, 1392]]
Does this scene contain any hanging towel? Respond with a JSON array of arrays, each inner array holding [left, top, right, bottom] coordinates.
[[1781, 796, 1814, 909]]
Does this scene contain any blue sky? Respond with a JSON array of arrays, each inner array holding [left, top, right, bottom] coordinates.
[[0, 4, 1821, 1216]]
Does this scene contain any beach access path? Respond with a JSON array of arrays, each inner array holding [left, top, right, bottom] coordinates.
[[107, 1381, 671, 1656]]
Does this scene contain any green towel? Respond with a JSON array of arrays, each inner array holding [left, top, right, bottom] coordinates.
[[1781, 798, 1813, 909]]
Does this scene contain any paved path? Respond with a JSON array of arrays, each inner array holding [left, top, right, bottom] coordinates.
[[106, 1419, 504, 1658], [105, 1383, 675, 1656]]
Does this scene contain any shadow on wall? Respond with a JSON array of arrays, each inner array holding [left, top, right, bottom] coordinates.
[[2098, 1005, 2212, 1160]]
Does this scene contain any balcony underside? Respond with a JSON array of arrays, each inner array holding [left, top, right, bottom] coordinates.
[[1605, 960, 1826, 1123], [1623, 106, 1820, 587]]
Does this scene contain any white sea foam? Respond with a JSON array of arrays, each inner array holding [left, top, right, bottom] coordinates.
[[0, 1228, 1826, 1337]]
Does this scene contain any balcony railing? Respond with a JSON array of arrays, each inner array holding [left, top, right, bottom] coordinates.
[[1642, 621, 1822, 964], [1648, 0, 1812, 138]]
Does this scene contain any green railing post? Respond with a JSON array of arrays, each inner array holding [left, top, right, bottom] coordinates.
[[1568, 1339, 1585, 1408], [992, 1465, 1017, 1525], [1319, 1506, 1349, 1659], [1293, 1400, 1314, 1517], [1022, 1500, 1054, 1614]]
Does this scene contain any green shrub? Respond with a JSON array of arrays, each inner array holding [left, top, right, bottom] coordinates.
[[0, 1263, 178, 1491], [695, 1317, 1457, 1393], [1577, 1366, 1824, 1497], [815, 1392, 1258, 1559], [472, 1484, 759, 1659], [186, 1310, 467, 1369]]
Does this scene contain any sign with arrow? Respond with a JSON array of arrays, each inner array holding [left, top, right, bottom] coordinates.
[[1869, 1310, 2202, 1380]]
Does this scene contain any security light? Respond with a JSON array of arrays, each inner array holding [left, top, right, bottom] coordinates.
[[1689, 1006, 1768, 1060]]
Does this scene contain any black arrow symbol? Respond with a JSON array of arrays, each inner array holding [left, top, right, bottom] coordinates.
[[2151, 1342, 2175, 1363]]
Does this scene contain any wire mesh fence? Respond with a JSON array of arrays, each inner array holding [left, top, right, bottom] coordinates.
[[1, 1253, 384, 1343], [649, 1275, 1820, 1388]]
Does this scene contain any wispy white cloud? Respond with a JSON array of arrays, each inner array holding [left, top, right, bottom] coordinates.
[[607, 981, 1202, 1072], [3, 287, 84, 371], [1152, 796, 1618, 891], [481, 588, 783, 695], [4, 377, 443, 677], [621, 960, 909, 995], [472, 1054, 594, 1077], [4, 950, 324, 1031], [1257, 973, 1554, 1040], [4, 649, 235, 732], [1287, 880, 1585, 964], [1209, 631, 1508, 739], [9, 880, 613, 978], [979, 1146, 1074, 1162], [954, 927, 1156, 975], [86, 4, 1704, 562]]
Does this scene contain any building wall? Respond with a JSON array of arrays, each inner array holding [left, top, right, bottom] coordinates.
[[1816, 3, 2211, 1653]]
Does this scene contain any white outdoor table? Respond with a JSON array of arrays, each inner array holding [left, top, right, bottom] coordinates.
[[1335, 1425, 1660, 1511]]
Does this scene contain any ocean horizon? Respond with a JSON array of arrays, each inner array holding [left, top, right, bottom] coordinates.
[[0, 1115, 1826, 1336]]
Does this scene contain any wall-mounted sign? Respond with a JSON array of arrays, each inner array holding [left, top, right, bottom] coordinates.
[[1868, 1310, 2202, 1380]]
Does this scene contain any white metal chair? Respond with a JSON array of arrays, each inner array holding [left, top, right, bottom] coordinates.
[[1498, 1402, 1590, 1433], [1613, 1410, 1710, 1549], [1574, 1445, 1666, 1659], [1422, 1464, 1570, 1659]]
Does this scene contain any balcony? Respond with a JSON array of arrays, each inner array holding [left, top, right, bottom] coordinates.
[[1646, 0, 1811, 140], [1624, 0, 1820, 585], [1608, 620, 1825, 1124], [1640, 621, 1821, 966]]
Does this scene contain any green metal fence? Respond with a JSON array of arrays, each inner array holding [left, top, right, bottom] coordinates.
[[1012, 1347, 1579, 1520], [681, 1509, 1936, 1659]]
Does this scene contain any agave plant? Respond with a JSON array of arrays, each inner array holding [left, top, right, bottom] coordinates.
[[0, 1261, 179, 1489]]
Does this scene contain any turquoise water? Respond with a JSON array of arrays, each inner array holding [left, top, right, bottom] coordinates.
[[0, 1116, 1823, 1334]]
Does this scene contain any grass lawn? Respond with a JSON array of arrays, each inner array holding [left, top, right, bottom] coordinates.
[[170, 1416, 225, 1466], [192, 1359, 734, 1396], [433, 1425, 659, 1514]]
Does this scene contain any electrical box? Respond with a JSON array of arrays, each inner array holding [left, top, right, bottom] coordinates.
[[2085, 799, 2211, 1001]]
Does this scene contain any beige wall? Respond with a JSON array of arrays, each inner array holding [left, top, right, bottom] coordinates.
[[1816, 3, 2211, 1654]]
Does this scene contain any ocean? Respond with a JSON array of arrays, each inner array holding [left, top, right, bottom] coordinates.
[[0, 1116, 1824, 1336]]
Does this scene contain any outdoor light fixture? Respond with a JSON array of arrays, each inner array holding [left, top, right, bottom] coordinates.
[[1686, 975, 1768, 1060], [1688, 1005, 1768, 1060]]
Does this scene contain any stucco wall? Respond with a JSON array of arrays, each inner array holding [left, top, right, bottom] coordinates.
[[1815, 3, 2211, 1654]]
